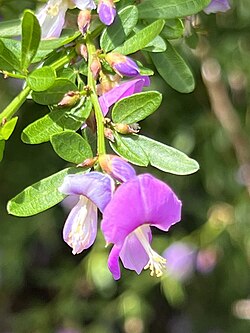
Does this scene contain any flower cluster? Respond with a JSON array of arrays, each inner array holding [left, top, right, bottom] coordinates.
[[59, 155, 182, 280], [37, 0, 117, 39]]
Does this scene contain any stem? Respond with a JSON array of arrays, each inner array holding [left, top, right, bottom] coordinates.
[[1, 71, 26, 79], [0, 85, 31, 122], [86, 37, 106, 156], [0, 50, 76, 123]]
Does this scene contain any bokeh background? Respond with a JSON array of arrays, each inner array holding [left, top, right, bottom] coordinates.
[[0, 0, 250, 332]]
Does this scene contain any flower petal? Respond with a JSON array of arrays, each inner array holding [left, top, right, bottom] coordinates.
[[107, 245, 121, 280], [99, 76, 150, 116], [59, 172, 114, 212], [101, 174, 182, 246], [73, 0, 96, 10], [98, 2, 116, 25], [204, 0, 231, 14], [119, 225, 151, 274], [63, 196, 97, 254]]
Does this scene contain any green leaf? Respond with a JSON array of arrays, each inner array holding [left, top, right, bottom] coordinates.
[[110, 133, 149, 166], [32, 78, 78, 105], [50, 131, 93, 164], [136, 135, 199, 175], [161, 19, 184, 39], [0, 19, 21, 37], [0, 117, 18, 140], [112, 91, 162, 124], [0, 140, 5, 162], [114, 19, 165, 55], [27, 66, 56, 91], [22, 98, 92, 144], [57, 68, 77, 82], [133, 24, 166, 53], [21, 10, 41, 70], [150, 41, 195, 93], [7, 167, 86, 217], [100, 5, 138, 52], [138, 0, 211, 19], [0, 40, 21, 72]]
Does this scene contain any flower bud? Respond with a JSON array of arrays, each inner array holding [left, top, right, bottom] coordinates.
[[76, 44, 88, 61], [105, 53, 140, 77], [104, 128, 115, 142], [77, 9, 91, 34], [114, 123, 140, 134], [90, 56, 101, 80], [99, 154, 136, 182], [58, 91, 81, 107], [77, 156, 98, 168], [97, 72, 120, 95], [97, 0, 116, 26]]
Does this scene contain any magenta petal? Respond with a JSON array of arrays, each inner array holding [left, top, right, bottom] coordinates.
[[59, 172, 114, 212], [204, 0, 231, 14], [108, 245, 121, 280], [101, 174, 182, 246], [98, 3, 116, 25], [63, 196, 97, 254], [119, 226, 151, 274], [99, 76, 150, 116]]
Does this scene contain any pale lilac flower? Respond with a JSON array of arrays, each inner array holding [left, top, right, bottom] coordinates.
[[106, 53, 140, 77], [99, 76, 150, 116], [98, 0, 116, 26], [37, 0, 96, 39], [204, 0, 231, 14], [59, 172, 114, 254], [101, 174, 182, 280], [163, 242, 196, 282]]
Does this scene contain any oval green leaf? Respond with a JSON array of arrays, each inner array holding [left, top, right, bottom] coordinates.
[[137, 135, 200, 175], [110, 133, 149, 166], [0, 39, 21, 72], [0, 19, 21, 37], [138, 0, 211, 19], [7, 167, 86, 217], [150, 41, 195, 93], [21, 10, 41, 71], [50, 131, 93, 164], [27, 66, 56, 91], [32, 78, 78, 105], [114, 19, 165, 55], [22, 99, 92, 144], [112, 91, 162, 124], [0, 117, 18, 140], [0, 140, 5, 162], [100, 5, 138, 52]]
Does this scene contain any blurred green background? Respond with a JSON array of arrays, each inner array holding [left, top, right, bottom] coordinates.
[[0, 0, 250, 332]]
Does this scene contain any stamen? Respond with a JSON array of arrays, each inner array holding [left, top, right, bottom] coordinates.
[[134, 227, 166, 277]]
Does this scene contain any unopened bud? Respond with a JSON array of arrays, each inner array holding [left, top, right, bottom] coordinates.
[[58, 91, 81, 107], [105, 52, 139, 77], [97, 72, 120, 95], [90, 56, 101, 80], [99, 154, 136, 182], [77, 156, 98, 168], [76, 44, 88, 61], [97, 0, 116, 26], [114, 123, 140, 134], [104, 127, 115, 142], [77, 10, 91, 34]]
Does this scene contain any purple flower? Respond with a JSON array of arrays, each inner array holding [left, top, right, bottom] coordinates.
[[196, 247, 218, 274], [101, 174, 182, 280], [99, 76, 150, 116], [106, 53, 140, 77], [163, 242, 196, 282], [98, 0, 116, 26], [204, 0, 231, 14], [59, 172, 114, 254], [37, 0, 96, 39]]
